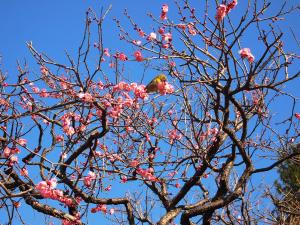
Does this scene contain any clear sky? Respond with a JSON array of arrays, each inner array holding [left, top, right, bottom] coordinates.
[[0, 1, 299, 224]]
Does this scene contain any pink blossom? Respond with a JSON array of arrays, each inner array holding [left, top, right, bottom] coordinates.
[[121, 175, 128, 183], [10, 155, 18, 164], [20, 167, 29, 176], [91, 204, 107, 214], [88, 171, 96, 179], [61, 152, 68, 159], [136, 168, 158, 182], [108, 106, 123, 119], [203, 173, 209, 178], [31, 86, 40, 93], [84, 177, 92, 187], [227, 0, 238, 12], [109, 208, 115, 215], [145, 133, 150, 141], [64, 126, 75, 136], [17, 138, 27, 147], [104, 185, 112, 191], [39, 88, 49, 98], [133, 85, 148, 100], [157, 82, 174, 95], [134, 51, 144, 62], [3, 147, 11, 158], [98, 81, 104, 89], [158, 27, 165, 35], [215, 1, 237, 22], [123, 95, 133, 107], [84, 171, 96, 187], [115, 52, 128, 61], [129, 160, 139, 167], [55, 135, 64, 142], [162, 43, 170, 49], [187, 23, 197, 36], [147, 32, 157, 41], [103, 48, 110, 57], [162, 4, 169, 13], [77, 92, 93, 102], [215, 4, 227, 22], [15, 145, 24, 153], [132, 40, 142, 45], [295, 113, 300, 119], [168, 171, 177, 178], [163, 32, 172, 43], [109, 62, 115, 68], [47, 178, 57, 189], [169, 61, 176, 67], [168, 129, 182, 144], [13, 201, 21, 208], [209, 127, 219, 135], [160, 12, 167, 20], [40, 66, 49, 76], [239, 48, 255, 63], [177, 24, 186, 30], [99, 204, 107, 213]]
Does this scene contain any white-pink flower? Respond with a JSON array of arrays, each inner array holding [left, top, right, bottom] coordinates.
[[148, 32, 157, 41], [215, 4, 227, 22], [157, 82, 174, 95], [17, 138, 27, 147], [239, 48, 255, 63]]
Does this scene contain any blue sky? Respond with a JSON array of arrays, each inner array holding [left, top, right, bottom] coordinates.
[[0, 1, 299, 224]]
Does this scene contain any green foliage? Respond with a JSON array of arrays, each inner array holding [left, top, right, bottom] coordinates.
[[275, 144, 300, 194], [273, 144, 300, 224]]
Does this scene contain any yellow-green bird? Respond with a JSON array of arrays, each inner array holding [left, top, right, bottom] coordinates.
[[145, 74, 167, 93]]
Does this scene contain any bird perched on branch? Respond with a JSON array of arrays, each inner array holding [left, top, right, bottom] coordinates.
[[145, 74, 167, 93]]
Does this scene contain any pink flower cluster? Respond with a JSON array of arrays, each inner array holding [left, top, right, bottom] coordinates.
[[0, 97, 9, 111], [112, 81, 148, 100], [134, 51, 143, 62], [161, 32, 172, 49], [84, 171, 96, 187], [20, 167, 29, 176], [3, 146, 20, 166], [121, 175, 128, 183], [187, 23, 197, 36], [295, 113, 300, 119], [129, 159, 139, 167], [251, 90, 262, 106], [198, 127, 219, 144], [103, 48, 110, 57], [55, 135, 64, 143], [147, 32, 157, 41], [157, 81, 174, 95], [17, 138, 27, 146], [136, 168, 158, 182], [61, 113, 75, 136], [77, 92, 94, 103], [114, 52, 128, 61], [40, 66, 49, 76], [91, 204, 114, 214], [35, 178, 74, 207], [215, 0, 238, 22], [107, 82, 148, 119], [160, 4, 168, 20], [239, 48, 255, 63], [60, 113, 87, 136], [168, 129, 182, 144]]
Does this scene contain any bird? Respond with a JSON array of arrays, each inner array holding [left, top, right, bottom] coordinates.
[[145, 74, 167, 93]]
